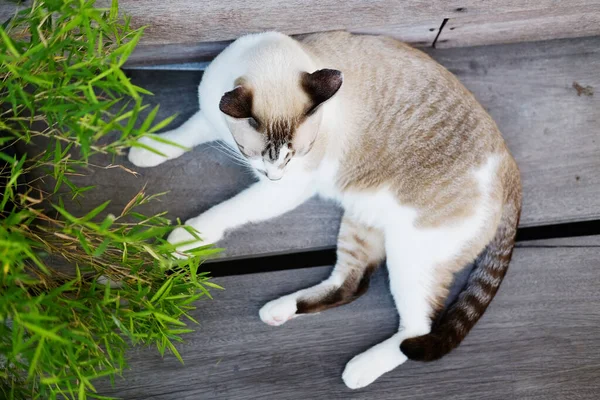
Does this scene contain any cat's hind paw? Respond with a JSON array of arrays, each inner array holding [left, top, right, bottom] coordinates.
[[259, 295, 298, 326], [342, 336, 407, 389]]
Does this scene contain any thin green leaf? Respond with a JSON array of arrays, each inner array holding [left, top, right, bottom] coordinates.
[[153, 312, 186, 327], [80, 200, 111, 223], [21, 322, 68, 344], [166, 340, 184, 364], [150, 278, 173, 304], [0, 26, 20, 57], [27, 337, 45, 379]]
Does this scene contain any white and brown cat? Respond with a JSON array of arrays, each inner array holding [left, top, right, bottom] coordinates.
[[128, 31, 521, 389]]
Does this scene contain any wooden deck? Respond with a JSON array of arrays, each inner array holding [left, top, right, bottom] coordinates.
[[99, 237, 600, 399], [89, 35, 600, 399]]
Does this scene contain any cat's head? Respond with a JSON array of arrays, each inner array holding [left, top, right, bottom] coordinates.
[[219, 69, 343, 180]]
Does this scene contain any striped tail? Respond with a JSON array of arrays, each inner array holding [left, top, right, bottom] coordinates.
[[401, 167, 521, 362]]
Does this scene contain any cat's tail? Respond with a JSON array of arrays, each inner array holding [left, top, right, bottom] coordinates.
[[400, 160, 521, 362]]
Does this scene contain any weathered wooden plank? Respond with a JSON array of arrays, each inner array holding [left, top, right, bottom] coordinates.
[[353, 20, 441, 48], [98, 237, 600, 399], [94, 0, 600, 45], [4, 1, 600, 64], [114, 0, 600, 65], [126, 23, 440, 66], [436, 6, 600, 48], [126, 41, 231, 67], [0, 0, 26, 22], [57, 36, 600, 259]]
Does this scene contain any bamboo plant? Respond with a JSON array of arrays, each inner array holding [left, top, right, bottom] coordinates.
[[0, 1, 220, 399]]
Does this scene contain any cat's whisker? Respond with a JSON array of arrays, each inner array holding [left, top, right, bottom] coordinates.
[[206, 142, 250, 168]]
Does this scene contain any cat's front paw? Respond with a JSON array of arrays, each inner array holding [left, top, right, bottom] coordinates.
[[259, 294, 298, 326], [167, 219, 224, 259], [128, 136, 180, 168]]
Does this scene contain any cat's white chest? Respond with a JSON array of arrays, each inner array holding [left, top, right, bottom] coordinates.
[[312, 159, 415, 230], [313, 159, 343, 200], [341, 190, 417, 230]]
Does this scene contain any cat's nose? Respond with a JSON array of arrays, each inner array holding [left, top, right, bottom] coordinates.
[[266, 170, 283, 181]]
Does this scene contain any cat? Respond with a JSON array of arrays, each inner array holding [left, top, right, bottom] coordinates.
[[128, 31, 521, 389]]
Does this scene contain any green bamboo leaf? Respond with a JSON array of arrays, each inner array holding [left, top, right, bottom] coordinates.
[[115, 68, 138, 99], [188, 259, 198, 284], [80, 200, 111, 223], [52, 204, 80, 224], [148, 114, 177, 134], [123, 99, 143, 136], [0, 151, 16, 164], [19, 314, 60, 322], [202, 281, 224, 290], [40, 376, 62, 385], [167, 329, 194, 335], [18, 69, 53, 87], [195, 283, 213, 300], [75, 230, 92, 255], [57, 14, 83, 36], [153, 312, 186, 327], [82, 14, 94, 55], [139, 105, 159, 134], [132, 84, 153, 95], [110, 0, 119, 20], [166, 340, 184, 364], [22, 248, 50, 275], [78, 381, 86, 400], [143, 133, 190, 151], [0, 26, 20, 57], [150, 278, 174, 304], [27, 337, 44, 379], [127, 140, 167, 157], [99, 214, 115, 231], [21, 322, 68, 344], [142, 244, 162, 261], [93, 238, 111, 257]]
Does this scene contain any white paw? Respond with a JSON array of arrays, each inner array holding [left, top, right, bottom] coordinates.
[[167, 218, 224, 258], [128, 136, 181, 168], [342, 338, 407, 389], [259, 295, 298, 326]]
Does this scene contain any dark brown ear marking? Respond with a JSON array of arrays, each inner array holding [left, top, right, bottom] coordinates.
[[219, 86, 253, 118], [301, 69, 343, 114]]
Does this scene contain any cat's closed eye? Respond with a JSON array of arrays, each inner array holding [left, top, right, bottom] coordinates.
[[248, 117, 260, 130]]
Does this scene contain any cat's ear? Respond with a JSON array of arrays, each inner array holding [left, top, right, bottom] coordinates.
[[219, 85, 253, 119], [301, 69, 343, 113]]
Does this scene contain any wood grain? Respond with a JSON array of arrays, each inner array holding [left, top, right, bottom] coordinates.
[[3, 1, 600, 65], [126, 22, 441, 66], [92, 0, 600, 45], [98, 238, 600, 399], [113, 0, 600, 65], [436, 6, 600, 48]]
